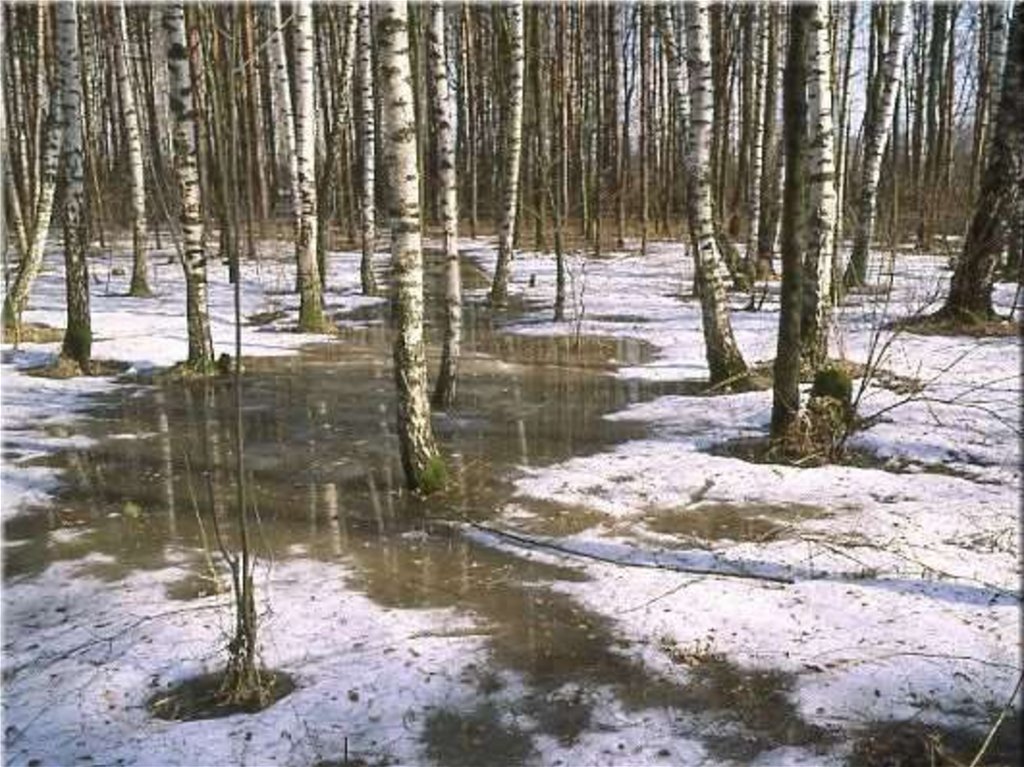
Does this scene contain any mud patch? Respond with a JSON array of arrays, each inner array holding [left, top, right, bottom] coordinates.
[[847, 715, 1021, 767], [644, 501, 827, 545], [148, 669, 295, 721], [423, 702, 535, 767]]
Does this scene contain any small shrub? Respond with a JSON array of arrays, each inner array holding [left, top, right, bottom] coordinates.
[[810, 365, 852, 405], [418, 455, 448, 495]]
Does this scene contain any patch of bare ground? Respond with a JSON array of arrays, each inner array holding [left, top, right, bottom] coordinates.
[[148, 669, 295, 721], [748, 357, 923, 396], [1, 322, 65, 344], [848, 714, 1021, 767], [24, 357, 130, 379], [894, 312, 1020, 338]]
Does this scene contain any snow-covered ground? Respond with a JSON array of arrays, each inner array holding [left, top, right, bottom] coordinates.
[[469, 237, 1021, 745], [2, 236, 1020, 764]]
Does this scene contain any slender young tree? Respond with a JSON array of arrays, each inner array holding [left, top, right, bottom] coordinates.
[[113, 1, 150, 297], [756, 6, 781, 265], [488, 1, 524, 307], [165, 3, 214, 371], [356, 2, 378, 296], [844, 4, 908, 288], [269, 1, 298, 219], [745, 6, 768, 267], [293, 1, 326, 330], [801, 1, 837, 369], [377, 0, 445, 493], [938, 3, 1022, 320], [684, 2, 749, 385], [428, 2, 462, 408], [2, 90, 62, 334], [772, 3, 810, 439], [56, 1, 91, 372]]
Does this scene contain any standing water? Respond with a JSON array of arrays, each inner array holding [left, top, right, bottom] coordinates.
[[3, 258, 832, 765]]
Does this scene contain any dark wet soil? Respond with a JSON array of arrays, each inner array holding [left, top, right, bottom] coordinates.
[[847, 714, 1021, 767], [644, 501, 828, 546], [148, 669, 295, 721]]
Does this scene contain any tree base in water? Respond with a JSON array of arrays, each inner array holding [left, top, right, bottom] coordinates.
[[148, 668, 295, 721]]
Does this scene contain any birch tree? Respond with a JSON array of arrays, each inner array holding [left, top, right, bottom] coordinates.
[[356, 2, 378, 296], [772, 2, 810, 439], [377, 0, 445, 493], [165, 2, 214, 372], [801, 1, 837, 369], [428, 2, 462, 408], [113, 2, 150, 297], [269, 1, 298, 219], [844, 4, 908, 288], [684, 2, 748, 386], [938, 3, 1022, 320], [745, 7, 768, 267], [488, 1, 524, 307], [3, 91, 62, 334], [56, 1, 91, 372], [293, 1, 326, 331]]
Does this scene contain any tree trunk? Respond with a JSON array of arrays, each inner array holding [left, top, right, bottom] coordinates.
[[801, 1, 837, 370], [113, 2, 150, 297], [56, 2, 91, 372], [941, 3, 1022, 320], [771, 3, 810, 438], [293, 1, 325, 331], [488, 1, 524, 307], [356, 3, 378, 296], [756, 6, 781, 263], [745, 6, 768, 265], [165, 2, 214, 372], [269, 1, 298, 220], [428, 2, 462, 409], [684, 2, 748, 386], [845, 4, 908, 288], [2, 89, 61, 333], [377, 0, 444, 493], [832, 3, 855, 289]]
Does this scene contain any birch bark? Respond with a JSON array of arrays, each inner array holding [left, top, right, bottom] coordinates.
[[488, 1, 524, 307], [684, 2, 748, 386], [428, 2, 462, 408], [56, 2, 92, 371], [801, 1, 837, 369], [269, 1, 299, 220], [845, 4, 908, 288], [377, 0, 444, 492], [357, 2, 378, 296], [165, 2, 214, 371], [114, 2, 150, 297], [293, 1, 325, 330]]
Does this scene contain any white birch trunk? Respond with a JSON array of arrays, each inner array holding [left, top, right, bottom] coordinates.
[[979, 2, 1011, 169], [56, 2, 91, 370], [377, 0, 443, 492], [293, 1, 324, 330], [488, 1, 524, 306], [684, 2, 748, 385], [801, 1, 837, 368], [846, 4, 908, 287], [114, 1, 150, 297], [3, 89, 62, 331], [164, 2, 214, 370], [428, 1, 462, 408], [746, 7, 768, 264], [2, 92, 28, 260], [357, 2, 378, 296], [270, 1, 299, 220]]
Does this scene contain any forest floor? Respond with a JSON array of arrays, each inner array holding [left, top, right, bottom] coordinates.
[[1, 235, 1020, 766]]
